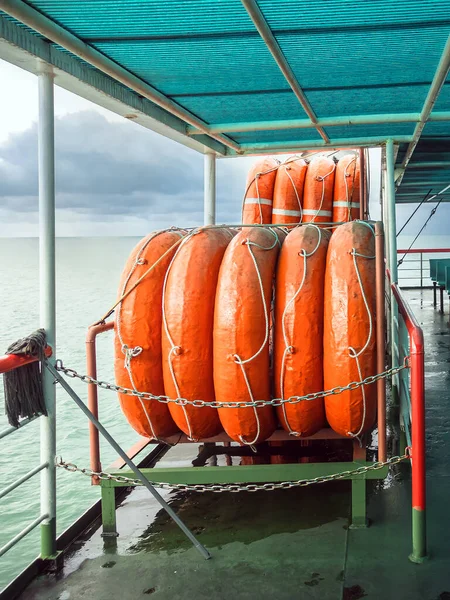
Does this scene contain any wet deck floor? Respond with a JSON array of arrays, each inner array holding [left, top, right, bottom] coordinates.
[[21, 291, 450, 600]]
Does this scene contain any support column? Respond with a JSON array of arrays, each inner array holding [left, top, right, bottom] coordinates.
[[38, 68, 57, 559], [204, 153, 216, 225], [386, 139, 399, 402]]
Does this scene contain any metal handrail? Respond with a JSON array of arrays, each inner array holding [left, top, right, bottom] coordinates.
[[391, 282, 427, 563], [397, 248, 450, 289], [0, 514, 49, 559], [0, 350, 52, 560]]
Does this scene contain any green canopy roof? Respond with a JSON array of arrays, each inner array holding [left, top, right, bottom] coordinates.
[[1, 0, 449, 202]]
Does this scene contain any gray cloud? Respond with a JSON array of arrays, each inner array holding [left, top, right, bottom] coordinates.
[[1, 111, 449, 237]]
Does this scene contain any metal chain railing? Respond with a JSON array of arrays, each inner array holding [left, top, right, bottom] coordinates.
[[54, 359, 408, 409], [56, 453, 410, 493]]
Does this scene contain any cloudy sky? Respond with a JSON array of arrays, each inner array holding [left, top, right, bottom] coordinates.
[[0, 59, 448, 238]]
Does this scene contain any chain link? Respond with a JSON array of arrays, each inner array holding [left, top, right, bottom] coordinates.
[[53, 358, 408, 409], [56, 453, 409, 493]]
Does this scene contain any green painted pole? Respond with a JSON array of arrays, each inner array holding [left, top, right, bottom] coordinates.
[[386, 140, 400, 400]]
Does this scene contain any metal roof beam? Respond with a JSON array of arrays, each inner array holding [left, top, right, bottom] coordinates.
[[0, 0, 241, 154], [240, 0, 329, 143], [229, 135, 413, 157], [397, 34, 450, 185], [188, 111, 450, 135]]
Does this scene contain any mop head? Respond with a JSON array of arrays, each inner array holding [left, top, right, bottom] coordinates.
[[3, 329, 48, 427]]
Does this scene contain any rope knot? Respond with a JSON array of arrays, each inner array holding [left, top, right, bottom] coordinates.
[[316, 175, 324, 182], [172, 346, 183, 356], [287, 345, 295, 355], [135, 258, 147, 266]]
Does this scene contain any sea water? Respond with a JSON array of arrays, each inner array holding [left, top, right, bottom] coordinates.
[[0, 237, 141, 590]]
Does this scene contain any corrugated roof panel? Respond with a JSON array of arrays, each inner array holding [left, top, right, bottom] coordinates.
[[258, 0, 449, 29], [277, 26, 449, 91], [303, 85, 430, 118], [421, 122, 450, 136], [174, 91, 305, 124], [92, 37, 289, 96], [27, 0, 254, 37]]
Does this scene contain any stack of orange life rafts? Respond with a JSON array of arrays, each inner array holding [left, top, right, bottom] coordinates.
[[114, 151, 376, 461]]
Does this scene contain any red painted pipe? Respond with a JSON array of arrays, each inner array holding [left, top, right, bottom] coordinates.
[[86, 321, 114, 482], [0, 346, 52, 375], [391, 283, 426, 512], [397, 248, 450, 254], [375, 222, 387, 462]]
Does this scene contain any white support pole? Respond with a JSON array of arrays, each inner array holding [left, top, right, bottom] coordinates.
[[204, 153, 216, 225], [38, 67, 57, 558], [386, 140, 400, 397]]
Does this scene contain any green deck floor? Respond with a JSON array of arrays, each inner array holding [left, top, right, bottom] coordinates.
[[19, 291, 450, 600]]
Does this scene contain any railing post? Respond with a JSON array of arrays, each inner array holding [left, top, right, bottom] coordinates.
[[420, 252, 423, 288], [409, 331, 427, 563], [38, 67, 57, 559], [386, 140, 400, 402], [204, 153, 216, 225]]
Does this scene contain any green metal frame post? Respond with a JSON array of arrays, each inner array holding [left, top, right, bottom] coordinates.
[[350, 441, 368, 529], [101, 485, 118, 538], [386, 140, 400, 402]]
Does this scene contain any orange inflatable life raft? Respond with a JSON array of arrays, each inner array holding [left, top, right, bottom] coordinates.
[[332, 154, 361, 223], [162, 227, 235, 441], [323, 221, 377, 438], [242, 157, 279, 225], [272, 158, 308, 224], [213, 227, 280, 444], [114, 230, 183, 439], [302, 155, 336, 224], [273, 225, 329, 437]]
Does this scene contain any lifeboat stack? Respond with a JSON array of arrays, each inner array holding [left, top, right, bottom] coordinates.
[[114, 151, 377, 446]]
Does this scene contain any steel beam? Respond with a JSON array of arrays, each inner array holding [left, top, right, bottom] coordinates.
[[204, 153, 216, 225], [0, 0, 240, 153], [233, 135, 413, 156], [240, 0, 329, 143], [38, 68, 57, 560], [397, 34, 450, 185]]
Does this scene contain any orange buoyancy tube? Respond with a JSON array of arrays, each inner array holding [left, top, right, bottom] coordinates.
[[332, 154, 360, 223], [302, 155, 336, 224], [274, 225, 329, 437], [242, 157, 279, 224], [114, 230, 184, 439], [214, 227, 280, 444], [162, 227, 235, 440], [272, 158, 308, 224], [324, 221, 377, 438]]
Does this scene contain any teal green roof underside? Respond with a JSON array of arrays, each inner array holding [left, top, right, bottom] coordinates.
[[1, 0, 450, 202]]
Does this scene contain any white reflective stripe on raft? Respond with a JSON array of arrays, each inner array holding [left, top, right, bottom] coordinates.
[[272, 208, 302, 217], [244, 197, 273, 206], [333, 201, 360, 208], [302, 209, 332, 216]]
